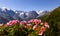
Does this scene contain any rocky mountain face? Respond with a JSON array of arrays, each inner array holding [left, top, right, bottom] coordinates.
[[15, 11, 39, 21], [0, 8, 21, 23], [25, 11, 39, 21]]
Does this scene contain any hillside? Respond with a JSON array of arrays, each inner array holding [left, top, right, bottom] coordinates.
[[39, 6, 60, 36]]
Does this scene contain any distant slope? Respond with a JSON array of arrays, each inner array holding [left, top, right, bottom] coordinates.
[[37, 11, 49, 19]]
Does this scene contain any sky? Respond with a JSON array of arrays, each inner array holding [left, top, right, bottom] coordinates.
[[0, 0, 60, 11]]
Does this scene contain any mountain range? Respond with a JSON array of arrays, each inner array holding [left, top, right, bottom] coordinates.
[[0, 8, 48, 24]]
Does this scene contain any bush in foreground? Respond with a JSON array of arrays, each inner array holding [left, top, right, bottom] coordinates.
[[0, 19, 49, 36]]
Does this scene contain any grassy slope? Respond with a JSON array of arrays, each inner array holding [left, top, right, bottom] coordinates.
[[39, 6, 60, 36]]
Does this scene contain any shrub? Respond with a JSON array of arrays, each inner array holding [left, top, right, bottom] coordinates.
[[0, 19, 49, 36]]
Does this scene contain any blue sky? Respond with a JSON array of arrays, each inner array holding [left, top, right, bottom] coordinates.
[[0, 0, 60, 11]]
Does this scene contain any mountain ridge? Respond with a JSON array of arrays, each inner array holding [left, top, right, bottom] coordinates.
[[0, 7, 49, 24]]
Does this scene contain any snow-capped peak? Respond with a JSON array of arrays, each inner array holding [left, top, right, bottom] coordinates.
[[20, 12, 24, 15], [15, 11, 18, 13], [1, 7, 10, 11], [36, 10, 44, 14]]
